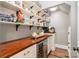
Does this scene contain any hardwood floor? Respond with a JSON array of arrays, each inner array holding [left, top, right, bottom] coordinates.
[[48, 48, 69, 58]]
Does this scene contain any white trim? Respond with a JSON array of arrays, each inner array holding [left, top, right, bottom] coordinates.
[[77, 2, 79, 58], [68, 48, 71, 58], [55, 44, 68, 50]]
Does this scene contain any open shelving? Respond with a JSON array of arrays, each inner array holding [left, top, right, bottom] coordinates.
[[24, 1, 48, 20], [0, 1, 49, 31]]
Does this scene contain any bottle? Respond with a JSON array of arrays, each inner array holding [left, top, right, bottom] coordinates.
[[16, 9, 24, 22]]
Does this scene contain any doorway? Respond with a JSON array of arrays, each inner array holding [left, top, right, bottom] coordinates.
[[40, 1, 78, 58], [48, 3, 71, 57]]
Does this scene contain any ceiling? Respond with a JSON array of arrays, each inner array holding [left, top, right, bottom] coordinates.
[[38, 1, 70, 15], [38, 1, 64, 9]]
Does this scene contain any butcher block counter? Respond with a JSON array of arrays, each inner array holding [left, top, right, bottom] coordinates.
[[0, 33, 53, 58]]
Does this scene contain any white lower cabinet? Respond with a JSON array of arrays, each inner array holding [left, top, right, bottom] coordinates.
[[48, 38, 51, 54], [10, 34, 56, 58], [47, 34, 55, 54], [10, 44, 37, 58]]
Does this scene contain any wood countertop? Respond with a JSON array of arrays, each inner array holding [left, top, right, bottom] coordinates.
[[0, 33, 53, 58]]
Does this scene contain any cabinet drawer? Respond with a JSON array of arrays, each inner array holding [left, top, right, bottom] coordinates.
[[11, 44, 36, 58]]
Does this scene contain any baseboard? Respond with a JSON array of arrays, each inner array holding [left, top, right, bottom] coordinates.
[[55, 44, 68, 50]]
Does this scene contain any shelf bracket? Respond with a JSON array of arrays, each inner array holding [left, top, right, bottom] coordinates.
[[16, 24, 20, 31], [37, 26, 40, 30], [29, 25, 33, 30]]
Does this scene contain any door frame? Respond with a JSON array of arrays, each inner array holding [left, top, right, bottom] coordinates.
[[65, 1, 77, 58], [77, 1, 79, 58], [68, 26, 71, 58]]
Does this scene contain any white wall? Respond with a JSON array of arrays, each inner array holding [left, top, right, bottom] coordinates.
[[0, 6, 42, 43], [50, 11, 70, 46], [0, 23, 41, 43]]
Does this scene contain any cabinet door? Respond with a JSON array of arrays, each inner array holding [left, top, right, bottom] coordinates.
[[47, 38, 51, 54], [50, 34, 55, 51], [47, 34, 55, 54], [24, 44, 37, 58], [10, 44, 36, 58]]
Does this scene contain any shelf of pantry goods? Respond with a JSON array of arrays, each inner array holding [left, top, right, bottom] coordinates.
[[0, 1, 47, 20], [0, 33, 53, 58], [0, 1, 48, 27], [25, 1, 47, 20]]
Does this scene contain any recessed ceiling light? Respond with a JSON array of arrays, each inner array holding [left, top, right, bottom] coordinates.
[[49, 7, 58, 11]]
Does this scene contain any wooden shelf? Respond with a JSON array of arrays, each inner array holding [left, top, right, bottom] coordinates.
[[0, 21, 25, 25], [0, 21, 47, 27], [0, 21, 46, 31]]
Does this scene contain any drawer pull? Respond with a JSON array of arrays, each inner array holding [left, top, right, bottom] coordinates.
[[24, 51, 30, 55]]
